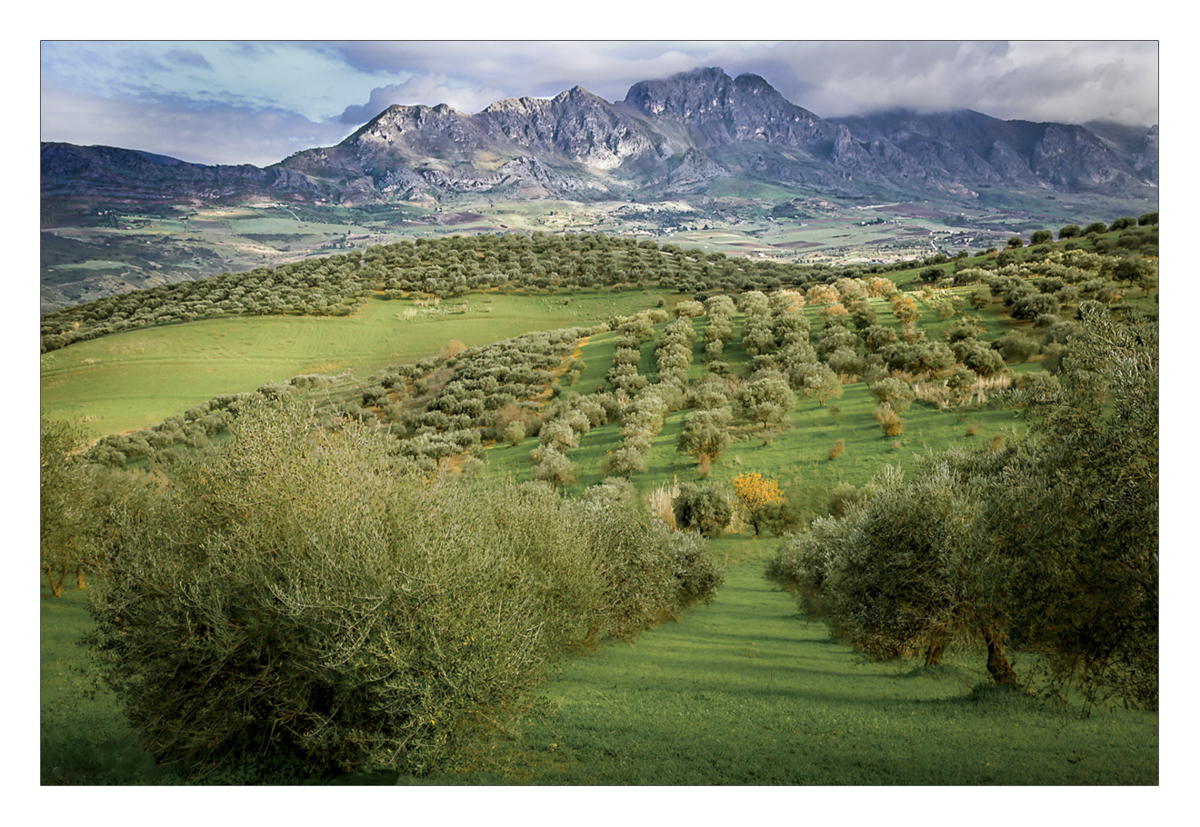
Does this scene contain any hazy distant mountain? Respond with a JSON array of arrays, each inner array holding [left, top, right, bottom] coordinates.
[[42, 66, 1158, 206], [40, 142, 319, 201], [829, 108, 1155, 192]]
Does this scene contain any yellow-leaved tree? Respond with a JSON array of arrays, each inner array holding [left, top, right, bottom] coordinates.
[[731, 471, 786, 536]]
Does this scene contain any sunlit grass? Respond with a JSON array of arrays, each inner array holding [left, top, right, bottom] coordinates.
[[406, 546, 1158, 785], [39, 263, 1157, 785], [40, 287, 675, 436]]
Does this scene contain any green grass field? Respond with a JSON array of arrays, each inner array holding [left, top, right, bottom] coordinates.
[[40, 288, 677, 436], [449, 544, 1158, 786], [39, 545, 1157, 786], [39, 237, 1159, 786]]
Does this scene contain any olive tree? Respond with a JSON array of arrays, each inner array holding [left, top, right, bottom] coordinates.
[[732, 369, 796, 438], [673, 483, 734, 537], [768, 305, 1158, 710], [84, 399, 725, 778], [678, 407, 733, 464], [530, 443, 578, 487], [974, 305, 1158, 710], [789, 361, 844, 408], [768, 460, 1017, 681], [41, 416, 97, 596], [502, 419, 527, 446]]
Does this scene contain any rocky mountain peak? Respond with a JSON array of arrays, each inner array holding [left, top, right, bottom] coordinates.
[[556, 84, 601, 103], [623, 66, 735, 118], [43, 65, 1160, 208]]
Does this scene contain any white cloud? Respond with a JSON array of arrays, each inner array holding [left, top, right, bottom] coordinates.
[[337, 73, 511, 124], [40, 40, 1161, 167], [40, 82, 355, 167]]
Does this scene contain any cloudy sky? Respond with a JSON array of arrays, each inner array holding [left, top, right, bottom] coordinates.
[[40, 39, 1160, 168]]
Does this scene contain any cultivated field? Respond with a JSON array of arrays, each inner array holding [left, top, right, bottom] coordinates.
[[40, 224, 1159, 786]]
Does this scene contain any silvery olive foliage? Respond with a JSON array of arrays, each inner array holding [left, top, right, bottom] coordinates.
[[86, 399, 722, 777], [768, 306, 1157, 710]]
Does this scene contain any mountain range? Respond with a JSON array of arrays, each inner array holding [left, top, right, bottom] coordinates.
[[41, 66, 1158, 206]]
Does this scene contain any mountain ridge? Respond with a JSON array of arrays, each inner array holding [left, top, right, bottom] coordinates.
[[42, 66, 1158, 206]]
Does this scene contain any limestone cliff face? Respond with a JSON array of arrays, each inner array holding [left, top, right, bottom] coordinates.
[[624, 68, 835, 151], [480, 86, 661, 171], [42, 67, 1159, 205]]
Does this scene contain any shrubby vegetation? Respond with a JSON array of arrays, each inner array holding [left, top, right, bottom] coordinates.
[[766, 305, 1157, 711], [43, 214, 1159, 782], [84, 400, 722, 777]]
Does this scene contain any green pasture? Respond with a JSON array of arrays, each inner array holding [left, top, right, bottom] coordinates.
[[40, 547, 1157, 785], [442, 546, 1158, 785], [40, 288, 677, 437], [40, 585, 163, 786]]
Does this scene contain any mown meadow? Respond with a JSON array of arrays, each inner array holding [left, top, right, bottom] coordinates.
[[41, 542, 1158, 786], [40, 218, 1159, 787], [41, 289, 676, 436]]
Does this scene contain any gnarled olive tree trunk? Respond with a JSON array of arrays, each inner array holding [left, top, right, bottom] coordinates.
[[984, 624, 1018, 687]]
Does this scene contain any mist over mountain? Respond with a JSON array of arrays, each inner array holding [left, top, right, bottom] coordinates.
[[42, 66, 1158, 206]]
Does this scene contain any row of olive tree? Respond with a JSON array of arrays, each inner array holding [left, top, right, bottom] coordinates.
[[82, 399, 723, 779], [766, 304, 1157, 711], [42, 254, 369, 352], [599, 309, 678, 478]]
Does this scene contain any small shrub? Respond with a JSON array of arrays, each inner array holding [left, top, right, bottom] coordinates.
[[869, 377, 916, 414], [827, 440, 845, 461], [875, 405, 905, 438]]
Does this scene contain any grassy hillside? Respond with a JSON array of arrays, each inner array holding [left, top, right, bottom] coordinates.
[[41, 289, 677, 436], [39, 223, 1159, 786]]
